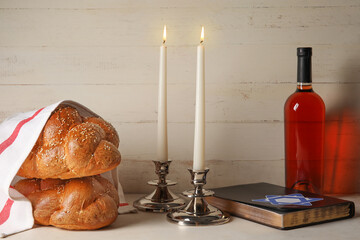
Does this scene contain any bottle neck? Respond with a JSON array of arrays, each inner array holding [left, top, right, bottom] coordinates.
[[296, 82, 313, 92]]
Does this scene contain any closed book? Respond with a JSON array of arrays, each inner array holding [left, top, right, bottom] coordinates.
[[207, 182, 355, 230]]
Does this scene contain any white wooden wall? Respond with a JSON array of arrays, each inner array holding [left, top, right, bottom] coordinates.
[[1, 0, 359, 193]]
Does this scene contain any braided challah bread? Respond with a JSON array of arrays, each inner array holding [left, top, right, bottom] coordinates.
[[17, 106, 121, 179], [14, 175, 119, 230]]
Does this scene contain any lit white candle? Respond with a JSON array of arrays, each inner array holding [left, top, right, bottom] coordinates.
[[193, 26, 205, 171], [157, 25, 168, 162]]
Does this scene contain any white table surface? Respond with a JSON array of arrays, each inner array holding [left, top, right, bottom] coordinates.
[[6, 194, 360, 240]]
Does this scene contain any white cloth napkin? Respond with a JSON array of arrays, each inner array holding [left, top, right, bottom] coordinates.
[[0, 100, 134, 238]]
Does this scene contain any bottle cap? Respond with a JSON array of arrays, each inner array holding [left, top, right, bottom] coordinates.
[[297, 48, 312, 83], [297, 47, 312, 57]]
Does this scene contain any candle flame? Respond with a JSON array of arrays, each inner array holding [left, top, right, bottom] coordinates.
[[163, 25, 167, 44], [200, 26, 204, 43]]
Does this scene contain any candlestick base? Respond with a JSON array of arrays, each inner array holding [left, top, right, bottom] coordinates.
[[166, 168, 230, 226], [133, 160, 187, 212]]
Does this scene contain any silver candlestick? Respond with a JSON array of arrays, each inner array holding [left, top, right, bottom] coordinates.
[[133, 160, 186, 212], [167, 168, 230, 226]]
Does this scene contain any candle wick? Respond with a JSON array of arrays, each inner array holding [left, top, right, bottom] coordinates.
[[200, 40, 204, 44], [163, 40, 166, 44]]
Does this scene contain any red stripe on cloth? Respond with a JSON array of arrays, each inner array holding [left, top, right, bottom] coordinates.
[[0, 107, 44, 226], [119, 203, 129, 207], [0, 108, 44, 155], [0, 198, 14, 225]]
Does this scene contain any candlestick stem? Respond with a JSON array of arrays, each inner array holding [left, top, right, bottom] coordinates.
[[167, 168, 230, 225], [133, 160, 186, 212]]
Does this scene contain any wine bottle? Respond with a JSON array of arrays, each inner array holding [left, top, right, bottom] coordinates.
[[284, 47, 325, 194]]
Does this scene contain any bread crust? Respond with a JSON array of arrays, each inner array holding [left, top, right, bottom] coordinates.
[[17, 106, 121, 179], [14, 176, 119, 230]]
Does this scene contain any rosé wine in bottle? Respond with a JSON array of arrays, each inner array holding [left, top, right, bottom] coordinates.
[[284, 47, 325, 194]]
